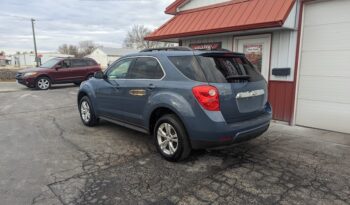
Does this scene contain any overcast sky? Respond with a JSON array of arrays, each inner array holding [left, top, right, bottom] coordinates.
[[0, 0, 174, 54]]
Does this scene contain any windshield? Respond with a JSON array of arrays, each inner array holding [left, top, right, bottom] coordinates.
[[40, 58, 61, 68]]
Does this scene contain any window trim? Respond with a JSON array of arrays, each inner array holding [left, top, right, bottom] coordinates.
[[104, 56, 166, 81]]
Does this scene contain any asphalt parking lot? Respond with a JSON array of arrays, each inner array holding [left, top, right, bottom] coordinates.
[[0, 83, 349, 205]]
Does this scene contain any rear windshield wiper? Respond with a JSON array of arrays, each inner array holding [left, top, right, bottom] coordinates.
[[225, 75, 250, 80]]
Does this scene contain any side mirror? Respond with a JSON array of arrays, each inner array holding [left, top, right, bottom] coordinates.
[[55, 65, 62, 70], [94, 71, 105, 79]]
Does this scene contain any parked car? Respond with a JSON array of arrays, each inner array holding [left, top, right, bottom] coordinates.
[[16, 57, 101, 90], [77, 47, 272, 161]]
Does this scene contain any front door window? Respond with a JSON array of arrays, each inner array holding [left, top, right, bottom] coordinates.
[[106, 59, 133, 80]]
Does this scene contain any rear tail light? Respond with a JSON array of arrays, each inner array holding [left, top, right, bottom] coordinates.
[[192, 85, 220, 111]]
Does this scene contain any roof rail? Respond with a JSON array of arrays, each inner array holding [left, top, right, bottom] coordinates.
[[140, 46, 193, 52], [140, 46, 234, 53]]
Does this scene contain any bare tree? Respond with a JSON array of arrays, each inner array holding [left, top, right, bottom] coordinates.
[[78, 41, 98, 57], [58, 44, 79, 56], [58, 41, 97, 57], [58, 44, 69, 54], [123, 25, 176, 50]]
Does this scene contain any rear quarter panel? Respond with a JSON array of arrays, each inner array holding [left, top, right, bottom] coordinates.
[[143, 80, 203, 133]]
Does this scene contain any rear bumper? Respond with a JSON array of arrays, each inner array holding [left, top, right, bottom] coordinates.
[[191, 121, 270, 149], [188, 103, 272, 149]]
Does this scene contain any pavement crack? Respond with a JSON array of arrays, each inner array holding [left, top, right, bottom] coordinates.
[[51, 116, 93, 164]]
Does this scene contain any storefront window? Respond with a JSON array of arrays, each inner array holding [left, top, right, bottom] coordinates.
[[243, 44, 263, 73]]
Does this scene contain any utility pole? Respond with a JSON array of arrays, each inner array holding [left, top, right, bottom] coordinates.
[[31, 18, 39, 67]]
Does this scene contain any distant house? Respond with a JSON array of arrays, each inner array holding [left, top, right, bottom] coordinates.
[[87, 47, 138, 68], [0, 55, 11, 66]]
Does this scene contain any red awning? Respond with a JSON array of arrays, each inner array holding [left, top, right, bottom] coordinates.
[[146, 0, 296, 41]]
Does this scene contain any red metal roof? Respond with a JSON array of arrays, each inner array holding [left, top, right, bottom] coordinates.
[[146, 0, 296, 41]]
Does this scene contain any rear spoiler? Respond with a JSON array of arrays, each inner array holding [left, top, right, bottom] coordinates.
[[199, 52, 245, 57]]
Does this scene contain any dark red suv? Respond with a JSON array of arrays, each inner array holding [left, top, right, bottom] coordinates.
[[16, 57, 102, 90]]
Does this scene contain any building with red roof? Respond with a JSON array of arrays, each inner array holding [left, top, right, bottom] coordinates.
[[146, 0, 350, 134]]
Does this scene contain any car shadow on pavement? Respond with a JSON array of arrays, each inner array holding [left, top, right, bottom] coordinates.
[[22, 84, 79, 91], [49, 84, 79, 90]]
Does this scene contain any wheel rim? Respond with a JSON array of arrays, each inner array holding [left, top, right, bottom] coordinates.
[[157, 123, 178, 155], [38, 78, 49, 89], [80, 101, 91, 123]]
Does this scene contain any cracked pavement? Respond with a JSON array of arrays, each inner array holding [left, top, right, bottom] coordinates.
[[0, 85, 349, 205]]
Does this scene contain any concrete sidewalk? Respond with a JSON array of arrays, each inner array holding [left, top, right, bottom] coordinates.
[[0, 82, 26, 93], [270, 122, 350, 147]]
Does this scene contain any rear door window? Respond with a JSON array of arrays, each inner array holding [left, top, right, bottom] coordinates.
[[127, 57, 164, 79], [86, 59, 97, 66], [168, 56, 206, 82]]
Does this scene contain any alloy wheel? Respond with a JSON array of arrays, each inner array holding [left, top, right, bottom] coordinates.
[[80, 101, 91, 123], [157, 123, 179, 155], [37, 78, 50, 90]]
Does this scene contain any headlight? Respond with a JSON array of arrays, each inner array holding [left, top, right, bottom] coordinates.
[[23, 72, 37, 77]]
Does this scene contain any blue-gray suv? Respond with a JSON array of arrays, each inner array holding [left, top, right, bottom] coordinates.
[[77, 47, 272, 161]]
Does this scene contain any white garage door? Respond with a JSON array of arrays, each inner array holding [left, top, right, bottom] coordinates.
[[296, 0, 350, 134]]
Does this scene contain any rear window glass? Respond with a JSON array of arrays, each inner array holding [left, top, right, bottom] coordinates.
[[197, 56, 263, 83], [86, 59, 97, 66], [168, 56, 207, 82], [71, 59, 87, 67]]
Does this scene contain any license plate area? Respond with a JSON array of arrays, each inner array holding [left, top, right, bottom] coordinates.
[[236, 90, 265, 113], [236, 89, 264, 99]]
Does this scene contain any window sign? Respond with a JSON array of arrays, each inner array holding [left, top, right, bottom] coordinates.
[[243, 44, 263, 73], [189, 42, 222, 50]]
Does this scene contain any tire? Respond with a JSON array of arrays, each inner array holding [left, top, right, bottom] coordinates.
[[79, 96, 99, 127], [74, 82, 81, 86], [36, 77, 51, 90], [154, 114, 191, 162]]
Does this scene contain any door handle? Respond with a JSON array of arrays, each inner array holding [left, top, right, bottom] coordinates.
[[148, 84, 156, 90]]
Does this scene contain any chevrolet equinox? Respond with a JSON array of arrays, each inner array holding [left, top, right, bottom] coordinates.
[[77, 47, 272, 161]]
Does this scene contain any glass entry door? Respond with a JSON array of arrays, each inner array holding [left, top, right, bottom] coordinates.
[[234, 34, 271, 80]]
